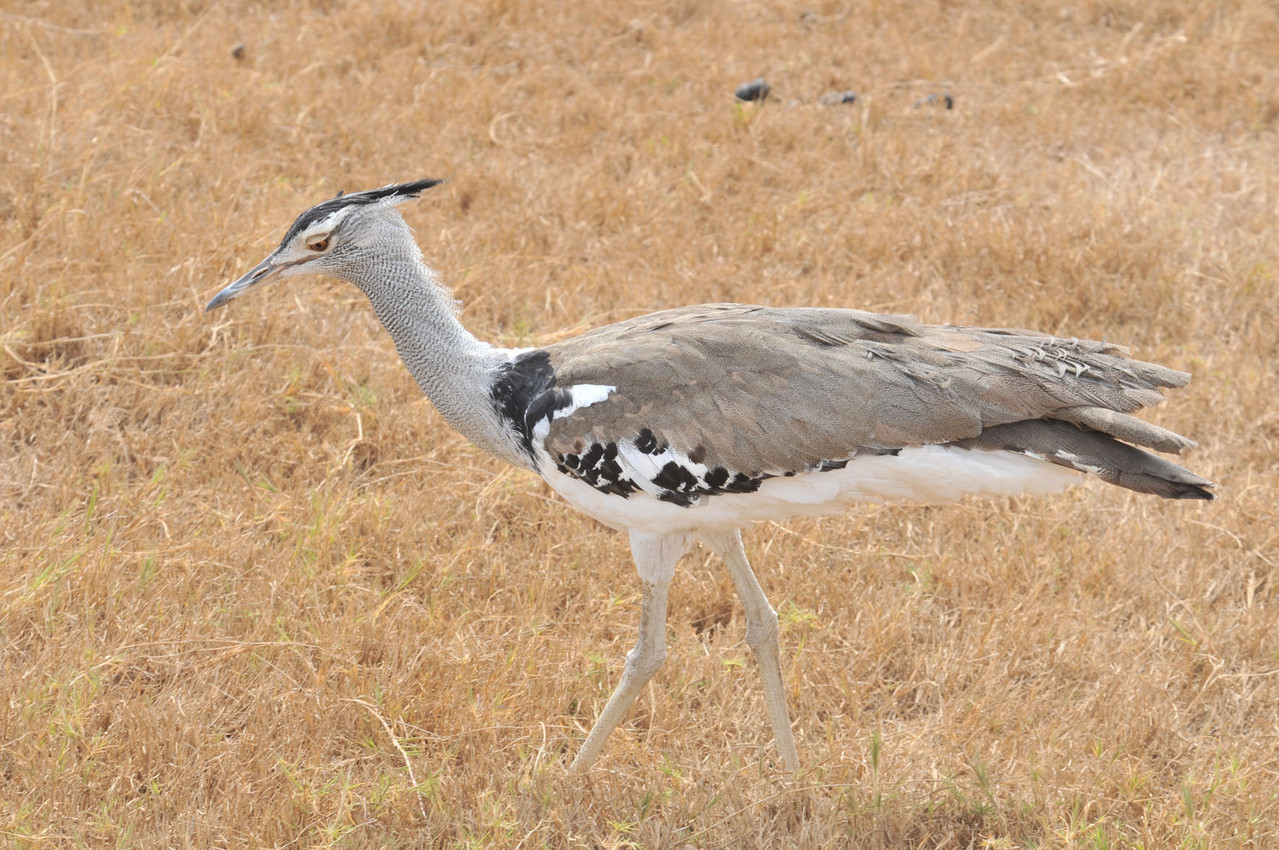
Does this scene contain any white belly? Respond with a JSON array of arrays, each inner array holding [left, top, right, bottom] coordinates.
[[539, 444, 1081, 535]]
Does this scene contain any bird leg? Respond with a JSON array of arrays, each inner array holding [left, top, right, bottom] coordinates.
[[700, 529, 800, 772], [570, 531, 690, 772]]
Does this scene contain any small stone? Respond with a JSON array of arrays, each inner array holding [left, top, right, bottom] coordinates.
[[819, 90, 858, 106], [915, 92, 955, 110], [734, 78, 771, 103], [231, 43, 247, 61]]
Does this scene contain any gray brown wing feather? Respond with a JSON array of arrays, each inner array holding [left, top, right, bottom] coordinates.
[[539, 304, 1212, 497]]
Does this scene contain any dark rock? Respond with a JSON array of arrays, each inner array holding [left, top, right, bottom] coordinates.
[[734, 78, 771, 102]]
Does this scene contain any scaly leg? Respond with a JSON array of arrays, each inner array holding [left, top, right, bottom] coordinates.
[[570, 531, 691, 772], [700, 529, 799, 772]]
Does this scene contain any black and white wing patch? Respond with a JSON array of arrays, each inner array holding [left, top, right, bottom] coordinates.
[[550, 427, 774, 505]]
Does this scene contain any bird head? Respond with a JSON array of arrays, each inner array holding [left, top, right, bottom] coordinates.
[[205, 178, 445, 312]]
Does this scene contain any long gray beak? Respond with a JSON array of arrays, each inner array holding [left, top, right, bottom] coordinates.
[[205, 256, 281, 312]]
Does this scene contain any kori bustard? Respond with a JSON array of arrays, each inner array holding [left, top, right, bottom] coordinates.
[[207, 179, 1214, 772]]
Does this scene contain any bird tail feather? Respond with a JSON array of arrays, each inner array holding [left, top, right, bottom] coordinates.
[[955, 419, 1215, 501]]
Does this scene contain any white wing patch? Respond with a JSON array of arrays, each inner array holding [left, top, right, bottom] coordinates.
[[567, 384, 615, 409], [531, 384, 616, 445]]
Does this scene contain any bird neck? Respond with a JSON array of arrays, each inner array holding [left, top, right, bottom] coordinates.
[[341, 250, 532, 470]]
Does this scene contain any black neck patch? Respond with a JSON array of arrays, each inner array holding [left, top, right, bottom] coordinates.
[[490, 349, 573, 458]]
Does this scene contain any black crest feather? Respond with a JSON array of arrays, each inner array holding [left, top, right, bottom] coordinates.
[[279, 179, 446, 247]]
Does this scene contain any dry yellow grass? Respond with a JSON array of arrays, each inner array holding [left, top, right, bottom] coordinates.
[[2, 0, 1277, 846]]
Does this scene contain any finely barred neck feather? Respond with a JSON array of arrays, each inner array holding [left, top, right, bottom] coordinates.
[[339, 243, 531, 470]]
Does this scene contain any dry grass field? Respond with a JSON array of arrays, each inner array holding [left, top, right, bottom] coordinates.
[[2, 0, 1278, 846]]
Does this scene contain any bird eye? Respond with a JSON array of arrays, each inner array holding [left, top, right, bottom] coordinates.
[[307, 236, 330, 252]]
